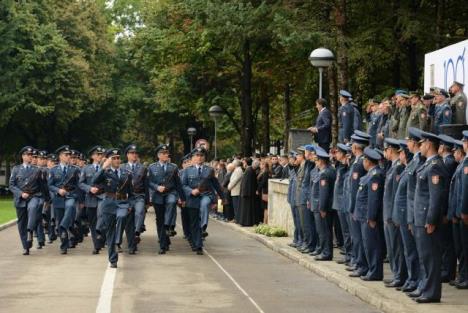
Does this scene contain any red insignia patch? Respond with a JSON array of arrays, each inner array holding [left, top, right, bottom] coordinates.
[[320, 179, 327, 186], [371, 183, 379, 191], [396, 175, 400, 181], [464, 166, 468, 175], [432, 175, 440, 184], [445, 110, 450, 117], [420, 113, 426, 119], [352, 172, 358, 180], [343, 112, 347, 116]]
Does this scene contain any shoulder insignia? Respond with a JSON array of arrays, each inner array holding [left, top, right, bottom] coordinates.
[[320, 179, 327, 186], [371, 182, 379, 191], [352, 172, 359, 180], [445, 110, 451, 116], [458, 101, 464, 108], [372, 169, 377, 176], [431, 175, 439, 185], [464, 166, 468, 175], [431, 159, 438, 165]]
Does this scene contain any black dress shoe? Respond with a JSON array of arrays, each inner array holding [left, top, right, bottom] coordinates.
[[22, 249, 30, 255], [383, 278, 393, 284], [314, 255, 332, 261], [336, 259, 347, 264], [110, 263, 117, 268], [360, 276, 381, 281], [117, 244, 123, 253], [196, 249, 203, 255], [202, 231, 209, 238], [385, 281, 403, 288], [456, 281, 468, 289], [171, 230, 177, 236], [27, 231, 33, 248], [158, 249, 166, 255], [349, 272, 361, 278], [47, 240, 54, 244], [129, 249, 136, 255], [345, 266, 356, 272], [402, 286, 417, 293], [413, 297, 440, 304], [407, 291, 421, 298], [301, 248, 311, 254], [288, 243, 297, 248], [134, 235, 141, 244], [60, 249, 67, 255], [310, 250, 321, 256], [92, 249, 99, 255]]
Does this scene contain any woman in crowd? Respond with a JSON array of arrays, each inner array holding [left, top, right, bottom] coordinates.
[[256, 159, 271, 224]]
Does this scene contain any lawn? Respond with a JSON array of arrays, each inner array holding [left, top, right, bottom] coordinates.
[[0, 198, 16, 225]]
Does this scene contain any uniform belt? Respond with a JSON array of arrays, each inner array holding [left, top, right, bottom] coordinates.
[[106, 192, 128, 200]]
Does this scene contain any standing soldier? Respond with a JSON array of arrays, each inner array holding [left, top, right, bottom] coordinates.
[[79, 146, 106, 255], [122, 144, 148, 254], [355, 147, 385, 281], [407, 92, 428, 133], [338, 90, 355, 143], [9, 146, 45, 255], [48, 146, 81, 255], [449, 81, 467, 125], [383, 138, 407, 288], [366, 98, 381, 147], [397, 94, 411, 139], [299, 145, 317, 255], [286, 152, 301, 248], [92, 148, 133, 268], [313, 148, 336, 261], [412, 132, 448, 303], [458, 131, 468, 289], [148, 144, 185, 254], [431, 88, 452, 135], [422, 93, 435, 131]]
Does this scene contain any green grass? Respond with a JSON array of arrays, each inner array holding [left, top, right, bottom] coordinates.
[[0, 198, 16, 225]]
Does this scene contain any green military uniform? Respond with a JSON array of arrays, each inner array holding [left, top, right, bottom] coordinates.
[[450, 91, 467, 124], [397, 105, 411, 139], [406, 101, 428, 135], [389, 104, 400, 138]]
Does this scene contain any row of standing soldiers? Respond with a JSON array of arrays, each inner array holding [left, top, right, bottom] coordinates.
[[285, 128, 468, 304], [9, 144, 224, 268]]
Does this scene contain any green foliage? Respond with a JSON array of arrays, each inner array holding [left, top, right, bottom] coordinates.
[[254, 223, 288, 237]]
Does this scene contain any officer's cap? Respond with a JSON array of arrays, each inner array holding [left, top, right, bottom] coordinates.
[[354, 130, 371, 140], [125, 144, 138, 155], [409, 91, 420, 98], [406, 127, 423, 141], [422, 93, 434, 100], [397, 93, 410, 99], [289, 151, 298, 158], [363, 147, 381, 162], [79, 153, 86, 161], [375, 149, 385, 159], [156, 144, 170, 154], [369, 97, 381, 104], [31, 148, 39, 156], [452, 140, 464, 151], [420, 131, 440, 144], [451, 81, 464, 88], [384, 138, 401, 150], [296, 146, 305, 155], [19, 146, 34, 155], [339, 90, 352, 98], [55, 145, 71, 155], [398, 140, 408, 151], [315, 146, 329, 159], [88, 145, 105, 156], [47, 153, 58, 161], [351, 134, 369, 146], [38, 150, 47, 158], [182, 153, 192, 162], [105, 148, 121, 158], [304, 144, 315, 152], [395, 89, 408, 96], [191, 146, 206, 156], [432, 87, 449, 97], [463, 130, 468, 141], [70, 150, 80, 157], [337, 143, 351, 153], [437, 134, 456, 149]]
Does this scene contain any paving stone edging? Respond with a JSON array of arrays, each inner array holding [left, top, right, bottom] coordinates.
[[0, 219, 17, 232], [214, 219, 458, 313]]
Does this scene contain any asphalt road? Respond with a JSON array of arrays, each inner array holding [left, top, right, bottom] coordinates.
[[0, 210, 380, 313]]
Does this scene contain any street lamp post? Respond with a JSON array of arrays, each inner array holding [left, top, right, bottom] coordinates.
[[308, 48, 335, 98], [208, 105, 223, 159], [187, 127, 197, 150]]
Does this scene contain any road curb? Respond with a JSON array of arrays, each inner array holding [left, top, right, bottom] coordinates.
[[214, 219, 459, 313], [0, 219, 17, 232]]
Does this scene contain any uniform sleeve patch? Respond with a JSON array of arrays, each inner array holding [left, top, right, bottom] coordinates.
[[371, 183, 379, 191], [464, 166, 468, 175], [445, 110, 451, 116], [431, 175, 440, 184], [320, 179, 327, 186], [352, 172, 359, 180], [458, 101, 464, 108]]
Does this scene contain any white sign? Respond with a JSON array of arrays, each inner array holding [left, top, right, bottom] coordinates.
[[424, 39, 468, 92]]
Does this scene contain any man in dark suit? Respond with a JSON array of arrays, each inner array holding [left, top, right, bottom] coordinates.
[[309, 98, 332, 152]]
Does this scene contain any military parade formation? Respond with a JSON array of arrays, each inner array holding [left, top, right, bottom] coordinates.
[[6, 82, 468, 305], [9, 143, 222, 269]]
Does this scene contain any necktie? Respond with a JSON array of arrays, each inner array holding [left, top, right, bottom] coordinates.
[[63, 166, 67, 175], [198, 166, 202, 176], [95, 165, 99, 172], [114, 169, 119, 178], [163, 164, 167, 172], [131, 164, 135, 172]]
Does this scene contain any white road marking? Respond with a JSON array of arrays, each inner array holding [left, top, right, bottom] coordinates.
[[204, 248, 266, 313], [96, 265, 117, 313]]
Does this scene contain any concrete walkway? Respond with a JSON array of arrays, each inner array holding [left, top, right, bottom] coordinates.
[[216, 219, 468, 313]]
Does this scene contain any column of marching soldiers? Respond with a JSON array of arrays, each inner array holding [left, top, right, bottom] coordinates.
[[286, 128, 468, 304], [9, 144, 224, 268]]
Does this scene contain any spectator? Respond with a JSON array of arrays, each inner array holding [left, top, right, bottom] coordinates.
[[308, 98, 332, 152], [228, 160, 243, 223], [222, 163, 235, 222], [257, 159, 271, 224], [239, 158, 257, 227]]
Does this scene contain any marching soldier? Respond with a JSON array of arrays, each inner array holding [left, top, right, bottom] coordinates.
[[122, 144, 148, 254], [148, 144, 185, 254], [181, 147, 223, 255], [449, 81, 467, 125], [355, 147, 385, 281], [92, 148, 133, 268], [79, 145, 106, 254], [411, 131, 449, 303], [431, 88, 452, 135], [47, 146, 81, 255], [180, 154, 192, 240], [407, 92, 428, 133], [9, 146, 45, 255], [35, 150, 49, 249], [45, 154, 58, 243]]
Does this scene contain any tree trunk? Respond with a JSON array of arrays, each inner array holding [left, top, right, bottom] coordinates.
[[283, 83, 291, 153], [328, 65, 339, 144], [333, 0, 348, 90], [435, 0, 444, 49], [261, 84, 270, 154], [240, 39, 254, 157], [392, 0, 401, 87]]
